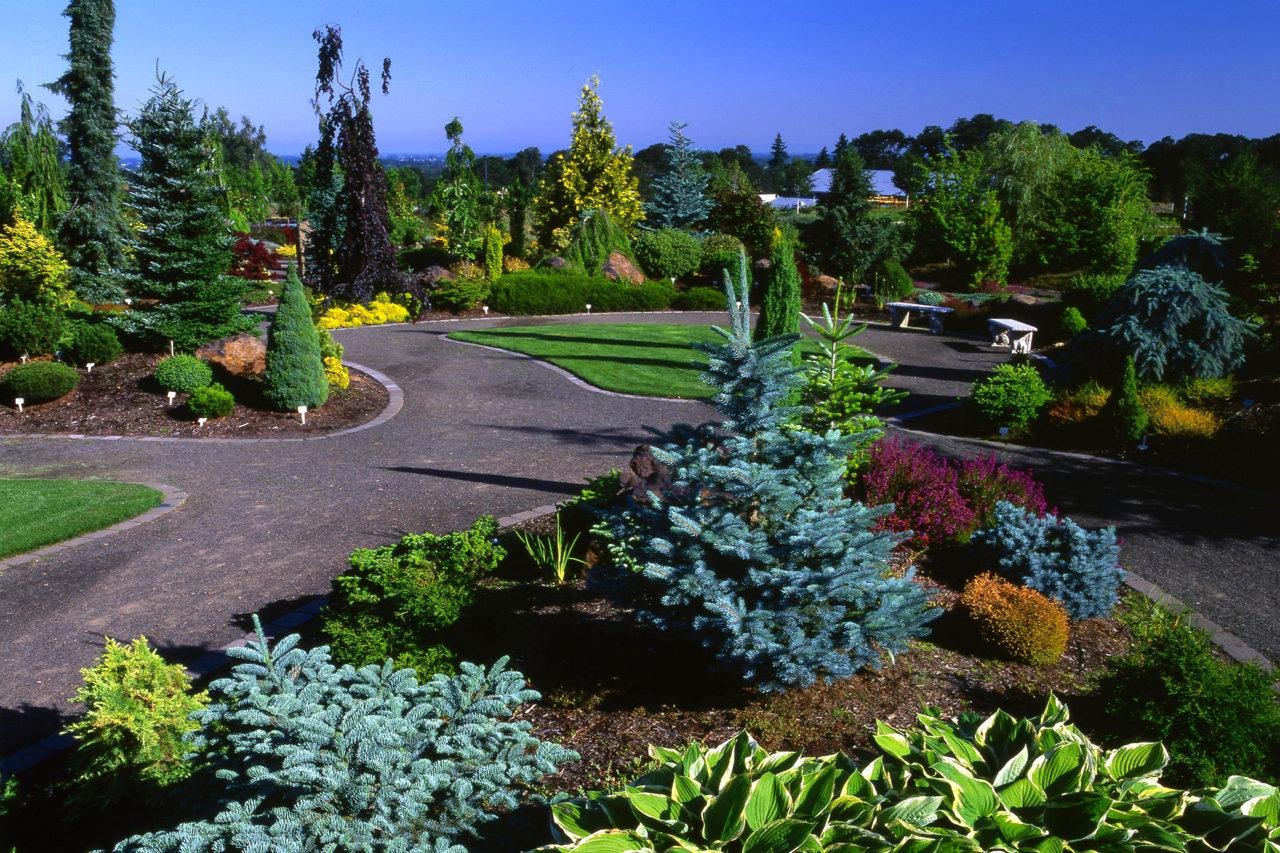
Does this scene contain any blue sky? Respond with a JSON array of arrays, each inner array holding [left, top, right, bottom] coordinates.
[[2, 0, 1278, 156]]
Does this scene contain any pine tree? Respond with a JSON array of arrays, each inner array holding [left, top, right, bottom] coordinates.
[[264, 264, 329, 411], [755, 227, 801, 341], [805, 147, 873, 282], [535, 76, 642, 251], [302, 119, 345, 294], [122, 75, 251, 351], [645, 121, 711, 230], [1, 88, 67, 236], [597, 252, 937, 690], [815, 146, 831, 169], [47, 0, 128, 302], [767, 132, 789, 192], [834, 132, 850, 159]]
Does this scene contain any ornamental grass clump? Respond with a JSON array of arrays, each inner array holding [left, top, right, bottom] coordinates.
[[540, 696, 1280, 853], [112, 618, 576, 851], [595, 251, 937, 690], [973, 500, 1123, 619], [263, 265, 328, 411], [961, 572, 1068, 666]]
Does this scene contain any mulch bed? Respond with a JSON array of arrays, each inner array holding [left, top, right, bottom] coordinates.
[[0, 353, 389, 438]]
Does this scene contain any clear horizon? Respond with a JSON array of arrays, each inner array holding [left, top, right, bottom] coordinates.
[[2, 0, 1278, 157]]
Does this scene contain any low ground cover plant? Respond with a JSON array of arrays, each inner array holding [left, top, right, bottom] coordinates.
[[673, 285, 726, 309], [3, 359, 79, 402], [860, 437, 975, 547], [432, 276, 491, 312], [489, 270, 677, 314], [322, 516, 504, 678], [540, 697, 1280, 852], [315, 292, 412, 329]]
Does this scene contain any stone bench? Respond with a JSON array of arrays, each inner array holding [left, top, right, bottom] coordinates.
[[988, 318, 1038, 354], [886, 301, 953, 334]]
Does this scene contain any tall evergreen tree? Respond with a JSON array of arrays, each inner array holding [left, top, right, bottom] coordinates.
[[645, 121, 711, 230], [804, 147, 873, 281], [815, 146, 831, 169], [302, 120, 345, 293], [597, 254, 937, 690], [1, 87, 67, 236], [833, 132, 850, 159], [767, 132, 789, 191], [47, 0, 128, 302], [310, 24, 405, 302], [755, 227, 801, 341], [122, 75, 251, 351]]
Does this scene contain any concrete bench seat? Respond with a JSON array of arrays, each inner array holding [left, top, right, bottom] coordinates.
[[886, 301, 953, 334], [988, 317, 1038, 353]]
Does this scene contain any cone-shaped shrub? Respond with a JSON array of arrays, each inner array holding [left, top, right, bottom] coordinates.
[[1105, 355, 1147, 445], [264, 265, 329, 411]]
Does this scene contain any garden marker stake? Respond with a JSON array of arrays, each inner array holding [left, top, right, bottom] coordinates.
[[19, 354, 27, 364], [586, 303, 592, 313], [169, 340, 175, 357], [197, 417, 207, 427], [14, 397, 23, 413], [86, 362, 95, 373], [167, 391, 177, 407], [297, 405, 307, 425]]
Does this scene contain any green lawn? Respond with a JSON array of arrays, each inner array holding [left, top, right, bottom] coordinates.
[[0, 479, 164, 560], [449, 323, 873, 399]]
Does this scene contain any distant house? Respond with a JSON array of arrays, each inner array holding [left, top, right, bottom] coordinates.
[[809, 168, 909, 207], [758, 192, 818, 211]]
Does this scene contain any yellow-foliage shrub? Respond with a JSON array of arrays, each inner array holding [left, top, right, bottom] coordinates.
[[962, 572, 1069, 667], [1044, 381, 1110, 427], [0, 213, 74, 308], [276, 244, 298, 259], [1140, 386, 1222, 440], [316, 296, 410, 330], [323, 356, 349, 389], [503, 256, 531, 273]]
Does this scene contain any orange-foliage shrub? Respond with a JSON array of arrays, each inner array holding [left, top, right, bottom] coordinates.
[[961, 572, 1069, 666]]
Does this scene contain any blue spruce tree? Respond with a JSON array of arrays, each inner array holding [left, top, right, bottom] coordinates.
[[597, 251, 937, 691], [645, 121, 711, 230]]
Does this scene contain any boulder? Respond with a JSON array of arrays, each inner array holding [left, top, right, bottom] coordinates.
[[602, 251, 645, 284], [1010, 293, 1040, 307], [814, 274, 840, 295], [543, 255, 570, 270], [196, 332, 266, 378], [753, 258, 773, 273], [417, 265, 453, 289]]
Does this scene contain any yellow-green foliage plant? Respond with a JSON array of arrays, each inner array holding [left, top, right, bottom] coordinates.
[[316, 292, 411, 329], [1140, 385, 1223, 440], [961, 572, 1069, 666], [534, 76, 642, 251], [483, 222, 504, 281], [0, 212, 74, 307], [64, 636, 208, 806]]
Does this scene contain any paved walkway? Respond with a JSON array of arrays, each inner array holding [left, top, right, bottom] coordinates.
[[0, 313, 1275, 754]]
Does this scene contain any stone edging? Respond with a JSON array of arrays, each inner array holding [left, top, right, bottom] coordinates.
[[0, 482, 187, 575], [0, 501, 559, 775], [0, 362, 403, 444]]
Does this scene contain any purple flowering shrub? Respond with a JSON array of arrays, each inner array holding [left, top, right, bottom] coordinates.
[[956, 453, 1049, 528]]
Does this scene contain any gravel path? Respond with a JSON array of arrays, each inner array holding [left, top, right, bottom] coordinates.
[[0, 312, 1274, 755]]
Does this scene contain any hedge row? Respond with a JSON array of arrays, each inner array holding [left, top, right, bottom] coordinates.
[[489, 270, 720, 315]]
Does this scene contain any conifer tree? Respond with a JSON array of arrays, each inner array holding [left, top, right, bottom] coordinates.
[[597, 252, 937, 690], [122, 75, 251, 351], [805, 147, 873, 282], [815, 146, 831, 168], [302, 120, 345, 293], [834, 132, 850, 160], [264, 264, 329, 411], [645, 121, 711, 230], [755, 227, 802, 341], [1104, 355, 1147, 445], [0, 88, 67, 236], [535, 76, 642, 250], [767, 132, 789, 192], [48, 0, 129, 302]]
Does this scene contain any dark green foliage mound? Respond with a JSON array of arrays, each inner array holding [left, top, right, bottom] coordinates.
[[263, 266, 328, 411], [432, 277, 491, 312], [673, 286, 727, 310], [1102, 596, 1280, 787], [0, 298, 64, 357], [1064, 272, 1126, 314], [4, 360, 79, 402], [699, 233, 746, 277], [152, 354, 211, 394], [489, 271, 676, 315], [563, 208, 632, 275], [1104, 356, 1148, 444], [186, 383, 234, 419], [113, 619, 577, 851], [65, 322, 121, 366], [633, 228, 702, 280], [1058, 305, 1087, 337], [969, 362, 1052, 431], [872, 257, 915, 306], [322, 517, 505, 678]]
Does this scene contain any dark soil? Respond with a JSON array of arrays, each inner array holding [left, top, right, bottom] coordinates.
[[0, 353, 388, 438]]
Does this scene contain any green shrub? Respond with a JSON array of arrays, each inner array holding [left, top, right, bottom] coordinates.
[[322, 516, 505, 678], [483, 222, 503, 281], [63, 636, 208, 806], [1101, 596, 1280, 786], [871, 257, 914, 306], [153, 354, 212, 394], [1104, 355, 1148, 444], [913, 287, 946, 306], [673, 286, 726, 310], [699, 233, 745, 278], [187, 382, 234, 419], [3, 360, 79, 402], [1064, 271, 1125, 314], [65, 322, 122, 366], [0, 297, 64, 357], [432, 277, 491, 312], [541, 696, 1280, 852], [563, 208, 632, 275], [263, 266, 329, 411], [114, 619, 576, 851], [633, 228, 702, 280], [1179, 375, 1235, 406], [489, 271, 676, 315], [1058, 305, 1087, 336], [969, 362, 1052, 431]]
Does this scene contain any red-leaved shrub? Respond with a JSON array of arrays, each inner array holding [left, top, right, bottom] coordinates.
[[956, 453, 1049, 528], [860, 438, 975, 548], [230, 234, 273, 281]]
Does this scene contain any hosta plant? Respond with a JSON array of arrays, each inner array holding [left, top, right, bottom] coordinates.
[[539, 696, 1280, 852]]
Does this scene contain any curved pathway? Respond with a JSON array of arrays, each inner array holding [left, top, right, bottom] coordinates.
[[0, 313, 1275, 754]]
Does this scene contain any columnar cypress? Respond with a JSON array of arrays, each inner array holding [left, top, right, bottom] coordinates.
[[123, 75, 251, 351], [47, 0, 129, 302], [264, 264, 329, 410], [754, 227, 802, 341]]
